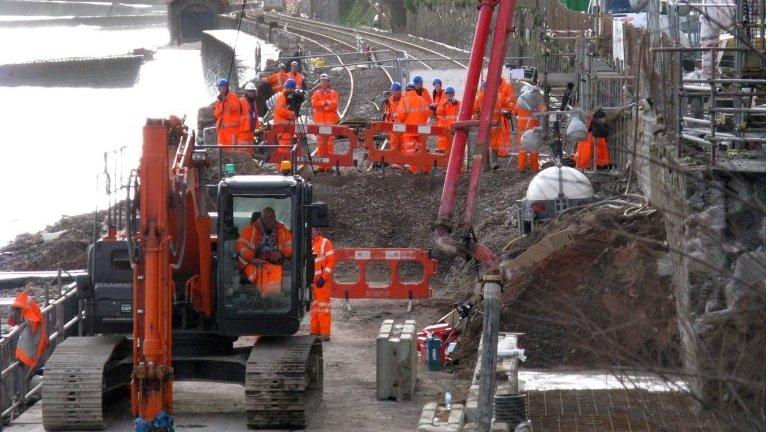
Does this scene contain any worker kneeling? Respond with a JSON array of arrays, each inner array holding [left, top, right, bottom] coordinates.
[[573, 109, 611, 170], [236, 207, 293, 296], [310, 228, 335, 341]]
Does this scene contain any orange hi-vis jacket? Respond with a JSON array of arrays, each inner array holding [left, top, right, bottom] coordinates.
[[273, 91, 296, 123], [12, 292, 48, 367], [415, 88, 432, 106], [237, 95, 259, 146], [435, 99, 460, 152], [214, 90, 243, 147], [512, 104, 540, 135], [383, 94, 402, 122], [288, 71, 305, 89], [432, 89, 446, 107], [235, 220, 293, 295], [396, 89, 431, 125], [310, 234, 335, 336], [311, 88, 340, 124], [473, 89, 510, 156], [265, 70, 289, 93]]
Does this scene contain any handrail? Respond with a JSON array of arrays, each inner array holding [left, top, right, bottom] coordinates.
[[1, 276, 82, 421]]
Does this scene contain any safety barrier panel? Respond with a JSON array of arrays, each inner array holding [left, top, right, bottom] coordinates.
[[362, 121, 451, 168], [263, 122, 358, 167], [330, 248, 436, 301]]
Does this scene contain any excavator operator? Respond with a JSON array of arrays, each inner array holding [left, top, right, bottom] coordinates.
[[235, 207, 293, 296]]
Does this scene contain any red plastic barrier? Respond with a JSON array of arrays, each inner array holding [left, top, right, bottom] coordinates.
[[330, 248, 436, 300], [263, 122, 357, 167], [363, 121, 451, 168]]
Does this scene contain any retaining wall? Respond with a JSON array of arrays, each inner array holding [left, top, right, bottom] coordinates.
[[0, 0, 164, 16], [0, 55, 143, 87], [0, 14, 167, 28]]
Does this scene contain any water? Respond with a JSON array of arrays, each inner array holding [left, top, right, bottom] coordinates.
[[0, 25, 211, 245]]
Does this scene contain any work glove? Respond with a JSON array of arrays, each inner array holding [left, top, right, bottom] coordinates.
[[503, 110, 512, 120], [314, 277, 325, 288], [429, 103, 438, 111]]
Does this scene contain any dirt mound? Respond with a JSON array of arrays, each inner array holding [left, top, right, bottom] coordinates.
[[0, 212, 98, 272], [452, 207, 678, 373]]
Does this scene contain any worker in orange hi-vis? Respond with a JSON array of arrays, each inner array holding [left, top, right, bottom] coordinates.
[[309, 228, 335, 341], [310, 73, 340, 171], [382, 82, 404, 152], [213, 78, 244, 150], [435, 86, 460, 153], [263, 63, 290, 93], [273, 79, 300, 161], [430, 78, 446, 114], [412, 75, 432, 106], [237, 81, 260, 148], [473, 81, 509, 167], [574, 110, 612, 170], [512, 87, 545, 172], [9, 292, 48, 368], [288, 61, 306, 91], [396, 82, 431, 174], [497, 77, 516, 157], [235, 208, 293, 296]]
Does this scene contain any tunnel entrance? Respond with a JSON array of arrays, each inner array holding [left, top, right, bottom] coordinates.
[[180, 4, 214, 40]]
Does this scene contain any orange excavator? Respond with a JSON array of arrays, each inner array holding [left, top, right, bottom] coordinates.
[[42, 118, 328, 431]]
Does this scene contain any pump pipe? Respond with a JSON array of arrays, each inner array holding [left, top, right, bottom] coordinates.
[[434, 0, 496, 266], [434, 0, 515, 273]]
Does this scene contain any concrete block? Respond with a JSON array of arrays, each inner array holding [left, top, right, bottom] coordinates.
[[417, 403, 465, 432], [376, 319, 417, 401]]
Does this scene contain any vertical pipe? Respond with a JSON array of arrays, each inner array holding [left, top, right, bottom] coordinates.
[[464, 0, 515, 225], [435, 0, 497, 224], [477, 276, 502, 431]]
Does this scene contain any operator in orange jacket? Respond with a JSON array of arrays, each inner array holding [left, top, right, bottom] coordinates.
[[382, 82, 404, 152], [214, 78, 245, 151], [9, 292, 48, 368], [396, 82, 431, 173], [309, 228, 335, 341], [288, 61, 306, 90], [237, 81, 260, 147], [511, 89, 544, 172], [263, 63, 290, 93], [273, 79, 301, 161], [235, 208, 293, 296], [435, 86, 459, 153], [497, 77, 516, 156], [311, 73, 340, 171]]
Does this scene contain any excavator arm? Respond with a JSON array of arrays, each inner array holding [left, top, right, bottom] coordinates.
[[130, 117, 213, 430]]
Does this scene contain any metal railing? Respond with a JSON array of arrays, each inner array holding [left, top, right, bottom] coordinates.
[[1, 275, 83, 422]]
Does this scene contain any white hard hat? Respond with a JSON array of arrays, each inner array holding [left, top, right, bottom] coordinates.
[[319, 73, 329, 80], [244, 81, 257, 91]]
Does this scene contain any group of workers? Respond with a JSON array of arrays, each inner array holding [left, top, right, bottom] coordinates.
[[214, 59, 611, 173], [234, 207, 335, 340]]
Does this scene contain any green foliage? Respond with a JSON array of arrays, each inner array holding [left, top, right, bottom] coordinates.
[[341, 0, 375, 26]]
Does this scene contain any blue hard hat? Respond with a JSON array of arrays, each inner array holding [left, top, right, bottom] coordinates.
[[390, 82, 402, 91], [217, 78, 229, 87], [284, 79, 297, 90], [433, 78, 442, 86], [405, 82, 415, 90], [445, 86, 455, 94], [413, 75, 423, 85]]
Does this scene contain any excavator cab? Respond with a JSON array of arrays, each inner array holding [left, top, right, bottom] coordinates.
[[215, 174, 328, 337]]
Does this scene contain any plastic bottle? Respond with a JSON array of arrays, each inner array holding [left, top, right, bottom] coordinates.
[[445, 388, 453, 410]]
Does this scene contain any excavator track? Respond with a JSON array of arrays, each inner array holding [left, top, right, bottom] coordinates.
[[245, 335, 323, 429], [42, 336, 129, 431]]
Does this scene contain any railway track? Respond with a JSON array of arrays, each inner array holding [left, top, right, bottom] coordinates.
[[270, 13, 468, 71]]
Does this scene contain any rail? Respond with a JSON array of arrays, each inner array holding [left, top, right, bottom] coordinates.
[[270, 12, 467, 71], [1, 274, 82, 421]]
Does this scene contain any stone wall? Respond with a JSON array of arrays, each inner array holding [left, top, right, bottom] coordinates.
[[612, 23, 766, 425]]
